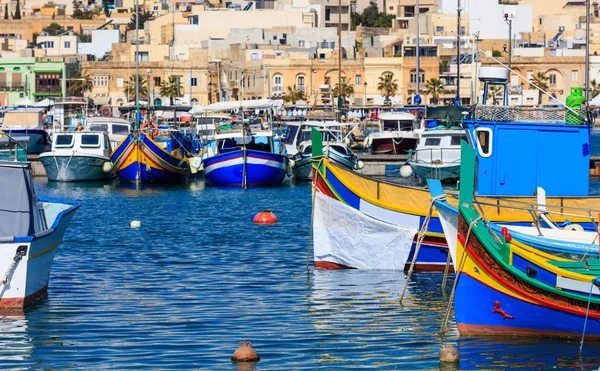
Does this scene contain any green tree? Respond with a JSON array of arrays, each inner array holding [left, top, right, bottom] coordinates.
[[127, 9, 155, 31], [377, 72, 398, 105], [424, 78, 445, 105], [160, 75, 182, 106], [361, 1, 379, 26], [591, 79, 600, 99], [102, 0, 110, 17], [68, 71, 93, 96], [4, 4, 8, 20], [123, 75, 148, 101], [373, 13, 393, 28], [530, 72, 549, 105], [487, 85, 503, 105], [71, 0, 84, 18], [350, 12, 362, 30], [283, 85, 306, 104], [42, 23, 64, 36], [333, 81, 355, 102], [13, 0, 20, 19]]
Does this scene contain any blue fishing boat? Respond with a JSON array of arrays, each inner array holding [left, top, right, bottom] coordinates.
[[201, 99, 287, 187], [0, 108, 50, 155], [110, 130, 189, 184]]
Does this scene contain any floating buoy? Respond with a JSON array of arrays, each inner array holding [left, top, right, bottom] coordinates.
[[355, 160, 365, 170], [400, 164, 413, 178], [231, 340, 260, 363], [189, 157, 202, 175], [253, 211, 277, 224], [439, 345, 459, 363], [129, 220, 141, 228], [102, 162, 113, 173]]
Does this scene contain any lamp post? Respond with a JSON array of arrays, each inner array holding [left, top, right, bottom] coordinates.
[[146, 69, 152, 107], [504, 13, 512, 68], [208, 80, 213, 104], [520, 82, 524, 106], [363, 81, 367, 105], [585, 0, 591, 101]]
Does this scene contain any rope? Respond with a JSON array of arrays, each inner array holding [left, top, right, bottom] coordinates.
[[439, 216, 482, 334], [1, 247, 27, 287], [399, 194, 446, 305], [441, 249, 452, 292], [61, 150, 76, 182], [579, 278, 598, 354], [51, 150, 62, 182]]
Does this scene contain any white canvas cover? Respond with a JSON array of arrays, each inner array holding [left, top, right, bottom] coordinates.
[[0, 161, 36, 238], [313, 192, 416, 270]]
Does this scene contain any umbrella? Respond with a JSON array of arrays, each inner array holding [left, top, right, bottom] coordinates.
[[34, 98, 55, 107], [14, 98, 35, 107]]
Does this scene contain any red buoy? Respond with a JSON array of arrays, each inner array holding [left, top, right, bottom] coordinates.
[[505, 233, 512, 243], [501, 226, 508, 236], [253, 211, 277, 224], [232, 341, 260, 363]]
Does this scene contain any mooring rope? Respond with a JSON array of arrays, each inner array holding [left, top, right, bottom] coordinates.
[[399, 194, 446, 305], [579, 278, 598, 354], [439, 216, 482, 334], [1, 248, 27, 287], [441, 250, 452, 292]]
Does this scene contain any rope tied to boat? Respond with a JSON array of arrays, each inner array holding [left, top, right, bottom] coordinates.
[[1, 246, 27, 287], [579, 277, 600, 354], [439, 215, 482, 335], [399, 194, 446, 305]]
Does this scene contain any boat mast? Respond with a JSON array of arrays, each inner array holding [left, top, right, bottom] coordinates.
[[455, 0, 461, 105], [135, 0, 139, 127], [337, 0, 342, 112], [586, 0, 591, 101], [416, 0, 420, 99]]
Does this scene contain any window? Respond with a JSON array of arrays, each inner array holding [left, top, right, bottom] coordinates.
[[113, 125, 129, 135], [459, 26, 466, 35], [410, 71, 425, 84], [572, 70, 579, 82], [83, 26, 90, 35], [526, 70, 533, 80], [404, 6, 414, 17], [136, 52, 149, 62], [64, 41, 70, 48], [355, 75, 362, 85], [81, 134, 100, 147], [46, 41, 54, 48], [191, 77, 197, 87], [55, 134, 74, 147], [389, 6, 393, 10], [296, 76, 305, 91], [475, 128, 492, 157], [549, 74, 557, 86], [451, 135, 466, 146], [116, 77, 123, 87], [319, 53, 326, 59], [299, 40, 305, 47], [325, 8, 331, 21], [424, 137, 441, 146], [153, 76, 161, 86], [436, 26, 444, 33], [189, 15, 199, 25], [274, 76, 282, 84]]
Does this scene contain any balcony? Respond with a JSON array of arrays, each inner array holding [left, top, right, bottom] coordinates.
[[35, 85, 62, 94]]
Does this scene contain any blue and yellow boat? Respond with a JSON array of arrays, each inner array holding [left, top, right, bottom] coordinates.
[[111, 131, 189, 184]]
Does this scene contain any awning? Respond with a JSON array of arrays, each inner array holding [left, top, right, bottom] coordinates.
[[93, 96, 112, 106]]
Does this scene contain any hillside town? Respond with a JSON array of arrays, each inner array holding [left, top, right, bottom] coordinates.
[[0, 0, 598, 109]]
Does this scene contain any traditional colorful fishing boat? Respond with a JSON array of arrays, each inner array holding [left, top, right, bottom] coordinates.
[[454, 142, 600, 338], [311, 74, 596, 271], [0, 161, 79, 308], [110, 130, 189, 184]]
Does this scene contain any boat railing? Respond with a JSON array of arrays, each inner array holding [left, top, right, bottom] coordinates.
[[0, 132, 29, 162], [410, 147, 461, 164], [467, 105, 590, 125]]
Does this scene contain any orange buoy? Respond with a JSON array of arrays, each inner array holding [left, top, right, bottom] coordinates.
[[231, 341, 260, 363], [253, 211, 277, 224]]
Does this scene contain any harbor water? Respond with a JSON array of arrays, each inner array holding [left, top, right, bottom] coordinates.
[[2, 133, 600, 370]]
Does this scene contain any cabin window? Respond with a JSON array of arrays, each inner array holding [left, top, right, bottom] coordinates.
[[89, 124, 108, 133], [475, 128, 492, 157], [113, 125, 129, 135], [81, 134, 100, 148], [451, 135, 466, 146], [424, 137, 441, 146], [55, 134, 74, 147], [331, 145, 347, 154], [303, 145, 312, 154]]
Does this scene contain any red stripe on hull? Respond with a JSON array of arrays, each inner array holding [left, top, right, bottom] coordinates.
[[0, 285, 48, 308], [404, 263, 455, 272], [314, 261, 354, 270], [456, 323, 600, 339]]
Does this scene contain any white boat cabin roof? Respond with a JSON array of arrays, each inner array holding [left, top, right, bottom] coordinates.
[[50, 131, 111, 155], [379, 112, 416, 121], [214, 130, 274, 140]]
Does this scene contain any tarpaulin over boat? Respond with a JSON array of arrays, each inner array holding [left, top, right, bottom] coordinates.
[[0, 161, 36, 238], [313, 192, 416, 270]]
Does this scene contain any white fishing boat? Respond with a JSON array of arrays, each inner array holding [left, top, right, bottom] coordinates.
[[291, 121, 362, 180], [38, 132, 114, 182], [0, 108, 50, 155], [363, 112, 422, 154], [0, 161, 79, 308], [86, 117, 131, 148], [407, 127, 465, 182]]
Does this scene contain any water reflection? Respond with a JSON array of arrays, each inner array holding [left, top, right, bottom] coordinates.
[[0, 310, 32, 366]]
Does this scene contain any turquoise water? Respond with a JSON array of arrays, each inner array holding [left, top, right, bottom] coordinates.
[[1, 179, 600, 370]]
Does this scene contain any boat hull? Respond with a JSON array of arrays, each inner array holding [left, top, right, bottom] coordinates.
[[111, 133, 189, 183], [39, 153, 113, 182], [2, 129, 50, 155], [293, 152, 356, 181], [204, 149, 287, 187], [371, 137, 417, 154], [0, 199, 78, 308]]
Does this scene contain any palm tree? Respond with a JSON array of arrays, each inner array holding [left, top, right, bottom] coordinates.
[[377, 72, 398, 105], [283, 85, 306, 104], [423, 78, 445, 105], [160, 75, 183, 106], [333, 82, 355, 102], [591, 79, 600, 100], [123, 75, 148, 101], [487, 86, 503, 105], [68, 70, 93, 97], [530, 72, 549, 105]]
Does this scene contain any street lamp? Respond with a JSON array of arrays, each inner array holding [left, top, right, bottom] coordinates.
[[504, 13, 512, 68], [146, 69, 152, 107], [363, 81, 367, 106], [520, 82, 524, 106]]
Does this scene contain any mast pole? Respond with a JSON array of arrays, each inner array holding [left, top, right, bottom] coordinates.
[[135, 0, 139, 127], [338, 0, 342, 110], [586, 0, 591, 101], [456, 0, 461, 105], [416, 0, 420, 98]]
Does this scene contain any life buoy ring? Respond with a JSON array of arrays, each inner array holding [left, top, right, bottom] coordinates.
[[141, 122, 159, 139]]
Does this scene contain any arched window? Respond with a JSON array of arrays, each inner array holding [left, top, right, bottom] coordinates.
[[153, 98, 162, 106], [297, 75, 305, 91], [116, 98, 124, 106], [273, 74, 283, 93]]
